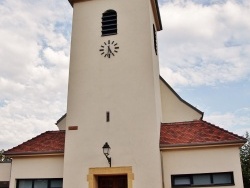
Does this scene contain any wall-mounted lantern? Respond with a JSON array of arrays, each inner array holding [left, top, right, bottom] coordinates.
[[102, 142, 111, 167]]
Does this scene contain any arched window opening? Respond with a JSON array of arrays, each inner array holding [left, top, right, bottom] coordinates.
[[153, 24, 157, 55], [102, 10, 117, 36]]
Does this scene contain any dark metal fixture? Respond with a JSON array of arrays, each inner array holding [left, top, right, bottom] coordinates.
[[102, 142, 111, 167]]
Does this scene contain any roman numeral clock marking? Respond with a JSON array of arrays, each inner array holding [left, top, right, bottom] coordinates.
[[99, 40, 119, 58]]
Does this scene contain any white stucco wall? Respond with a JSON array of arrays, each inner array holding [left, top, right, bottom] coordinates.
[[9, 156, 63, 188], [64, 0, 163, 188], [0, 163, 11, 181], [149, 1, 162, 137], [162, 146, 244, 188], [160, 79, 203, 123]]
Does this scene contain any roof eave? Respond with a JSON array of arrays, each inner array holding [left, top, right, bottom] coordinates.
[[150, 0, 163, 31], [4, 151, 64, 158], [56, 113, 67, 125], [68, 0, 79, 7], [160, 140, 246, 150]]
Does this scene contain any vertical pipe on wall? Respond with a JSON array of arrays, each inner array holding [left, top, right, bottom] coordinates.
[[160, 151, 165, 188]]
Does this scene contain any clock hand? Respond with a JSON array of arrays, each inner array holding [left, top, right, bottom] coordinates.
[[108, 46, 112, 53]]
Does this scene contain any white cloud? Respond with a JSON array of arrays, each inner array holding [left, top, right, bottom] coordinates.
[[43, 47, 69, 67], [159, 0, 250, 87], [204, 107, 250, 136], [0, 0, 249, 150], [0, 0, 72, 150], [158, 0, 250, 137]]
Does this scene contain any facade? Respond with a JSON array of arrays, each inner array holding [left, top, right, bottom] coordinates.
[[160, 121, 245, 188], [0, 0, 246, 188]]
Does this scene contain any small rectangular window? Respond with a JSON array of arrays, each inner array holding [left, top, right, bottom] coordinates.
[[172, 172, 234, 187], [193, 174, 211, 185], [213, 173, 233, 184], [50, 179, 63, 188], [34, 180, 48, 188], [18, 180, 32, 188], [173, 176, 191, 186], [17, 179, 63, 188]]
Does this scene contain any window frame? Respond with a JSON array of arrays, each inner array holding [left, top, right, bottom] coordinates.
[[171, 172, 234, 187], [16, 178, 63, 188]]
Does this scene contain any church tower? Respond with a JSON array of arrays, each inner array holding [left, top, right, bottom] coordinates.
[[63, 0, 163, 188]]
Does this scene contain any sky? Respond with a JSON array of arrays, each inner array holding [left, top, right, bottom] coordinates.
[[0, 0, 249, 150]]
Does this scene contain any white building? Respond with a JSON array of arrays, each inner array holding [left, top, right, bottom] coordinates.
[[0, 0, 246, 188]]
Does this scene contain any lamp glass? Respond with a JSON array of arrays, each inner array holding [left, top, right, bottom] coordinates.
[[103, 147, 110, 155], [102, 142, 111, 155]]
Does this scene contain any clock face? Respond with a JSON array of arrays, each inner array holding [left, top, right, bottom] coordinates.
[[99, 40, 119, 58]]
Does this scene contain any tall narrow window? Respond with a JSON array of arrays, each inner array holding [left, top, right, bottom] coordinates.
[[102, 10, 117, 36], [153, 24, 157, 55], [106, 112, 110, 122]]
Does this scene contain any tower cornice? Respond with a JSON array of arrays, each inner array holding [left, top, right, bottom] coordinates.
[[68, 0, 162, 31]]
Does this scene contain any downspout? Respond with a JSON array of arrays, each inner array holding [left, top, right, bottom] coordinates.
[[160, 151, 165, 188], [9, 159, 13, 188]]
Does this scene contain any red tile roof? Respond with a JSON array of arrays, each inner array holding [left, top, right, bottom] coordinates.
[[4, 120, 246, 156], [4, 131, 65, 156], [160, 120, 246, 148]]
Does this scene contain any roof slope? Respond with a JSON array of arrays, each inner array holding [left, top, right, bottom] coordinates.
[[160, 120, 246, 148], [5, 121, 246, 155], [5, 131, 65, 156]]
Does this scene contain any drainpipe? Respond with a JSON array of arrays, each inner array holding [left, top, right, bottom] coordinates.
[[160, 151, 165, 188], [8, 159, 13, 188]]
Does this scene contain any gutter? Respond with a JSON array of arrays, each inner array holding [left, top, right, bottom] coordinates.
[[160, 140, 246, 150], [4, 151, 64, 158]]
